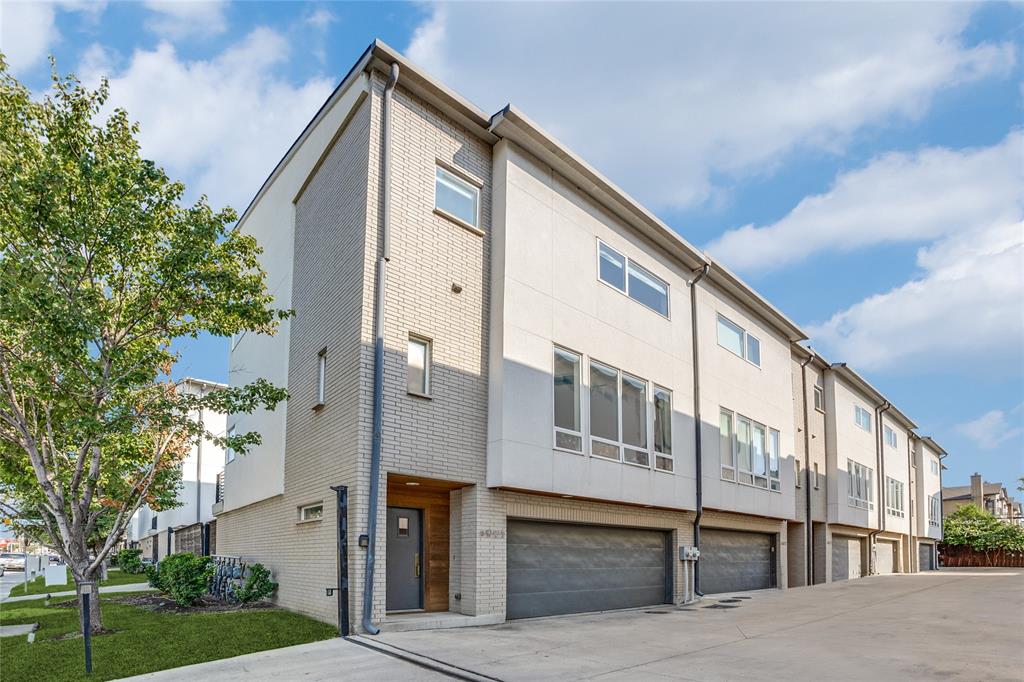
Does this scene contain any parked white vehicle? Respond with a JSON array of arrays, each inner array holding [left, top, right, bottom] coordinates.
[[0, 553, 26, 571]]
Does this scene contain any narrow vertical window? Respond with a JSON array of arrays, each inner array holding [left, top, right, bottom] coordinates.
[[589, 361, 621, 460], [813, 462, 820, 489], [553, 347, 583, 453], [408, 336, 431, 396], [795, 459, 802, 488], [736, 417, 753, 485], [752, 423, 768, 488], [434, 166, 480, 229], [621, 373, 649, 466], [719, 410, 735, 480], [746, 335, 761, 367], [598, 242, 626, 291], [768, 428, 780, 491], [316, 348, 327, 407], [225, 425, 236, 463], [813, 384, 824, 412], [653, 386, 673, 472]]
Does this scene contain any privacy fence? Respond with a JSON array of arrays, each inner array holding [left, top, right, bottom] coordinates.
[[938, 544, 1024, 568]]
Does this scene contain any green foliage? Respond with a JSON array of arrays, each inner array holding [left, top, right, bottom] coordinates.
[[114, 548, 144, 574], [155, 553, 215, 607], [0, 52, 289, 628], [145, 564, 163, 590], [237, 563, 277, 604], [943, 505, 1024, 552]]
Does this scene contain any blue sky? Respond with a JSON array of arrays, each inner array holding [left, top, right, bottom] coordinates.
[[3, 1, 1022, 493]]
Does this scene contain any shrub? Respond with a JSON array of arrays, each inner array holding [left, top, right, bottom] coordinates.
[[114, 548, 144, 574], [158, 553, 215, 606], [237, 563, 277, 604], [145, 563, 163, 590]]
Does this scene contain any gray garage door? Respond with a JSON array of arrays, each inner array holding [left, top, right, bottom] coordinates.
[[506, 520, 669, 620], [919, 543, 935, 571], [832, 535, 863, 581], [700, 529, 775, 594], [876, 540, 896, 575]]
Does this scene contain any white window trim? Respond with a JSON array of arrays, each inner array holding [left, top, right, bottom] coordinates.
[[652, 384, 673, 472], [298, 502, 324, 524], [315, 348, 327, 408], [884, 425, 898, 448], [407, 335, 432, 398], [813, 385, 825, 413], [716, 313, 762, 369], [552, 345, 584, 455], [886, 477, 905, 518], [433, 164, 482, 235], [847, 459, 874, 510], [595, 239, 670, 319], [719, 407, 780, 492], [225, 425, 236, 464], [928, 494, 941, 527]]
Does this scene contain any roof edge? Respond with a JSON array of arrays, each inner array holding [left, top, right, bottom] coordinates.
[[830, 363, 917, 430]]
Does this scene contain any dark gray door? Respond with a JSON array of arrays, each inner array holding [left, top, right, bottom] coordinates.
[[918, 543, 934, 570], [700, 529, 775, 594], [386, 507, 422, 611], [832, 535, 862, 581], [506, 520, 669, 619]]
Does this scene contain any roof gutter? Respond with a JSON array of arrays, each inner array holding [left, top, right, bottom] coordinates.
[[869, 400, 891, 574], [362, 60, 400, 636], [689, 263, 709, 597], [799, 349, 815, 585]]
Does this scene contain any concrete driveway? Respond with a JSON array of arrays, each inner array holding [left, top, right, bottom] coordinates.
[[377, 568, 1023, 681]]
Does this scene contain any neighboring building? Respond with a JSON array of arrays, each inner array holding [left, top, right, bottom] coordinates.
[[214, 40, 950, 633], [127, 378, 226, 562], [943, 474, 1022, 527]]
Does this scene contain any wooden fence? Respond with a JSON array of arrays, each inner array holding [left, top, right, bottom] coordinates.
[[938, 544, 1024, 567]]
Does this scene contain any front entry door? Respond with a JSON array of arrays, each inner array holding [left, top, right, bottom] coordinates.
[[386, 507, 422, 611]]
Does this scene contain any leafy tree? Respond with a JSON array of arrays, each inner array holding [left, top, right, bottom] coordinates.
[[942, 505, 1024, 555], [0, 57, 288, 632]]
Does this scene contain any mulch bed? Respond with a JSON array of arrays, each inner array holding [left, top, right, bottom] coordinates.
[[111, 594, 275, 613]]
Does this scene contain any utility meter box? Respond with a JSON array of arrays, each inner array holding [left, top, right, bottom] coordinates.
[[679, 546, 700, 561]]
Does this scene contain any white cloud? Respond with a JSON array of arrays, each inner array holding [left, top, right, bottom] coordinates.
[[956, 408, 1024, 450], [1, 0, 106, 74], [77, 27, 334, 212], [807, 216, 1024, 372], [406, 3, 1015, 210], [707, 131, 1023, 273], [143, 0, 228, 39]]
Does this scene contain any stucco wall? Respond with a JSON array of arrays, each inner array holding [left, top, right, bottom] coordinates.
[[825, 373, 879, 529]]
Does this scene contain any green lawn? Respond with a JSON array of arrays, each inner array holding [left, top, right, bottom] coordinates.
[[7, 568, 148, 597], [1, 592, 336, 681]]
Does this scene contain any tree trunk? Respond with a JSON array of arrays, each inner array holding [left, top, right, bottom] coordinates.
[[73, 569, 103, 634], [99, 560, 109, 581]]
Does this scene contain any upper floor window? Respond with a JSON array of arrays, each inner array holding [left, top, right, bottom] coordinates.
[[299, 503, 324, 522], [653, 386, 673, 472], [813, 462, 820, 489], [854, 405, 872, 432], [719, 407, 780, 491], [716, 314, 761, 368], [316, 348, 327, 407], [884, 425, 897, 448], [847, 459, 874, 510], [928, 494, 941, 526], [407, 335, 431, 396], [813, 384, 825, 412], [597, 242, 669, 317], [930, 458, 940, 475], [553, 347, 583, 453], [886, 477, 905, 517], [434, 166, 480, 229], [225, 425, 236, 463]]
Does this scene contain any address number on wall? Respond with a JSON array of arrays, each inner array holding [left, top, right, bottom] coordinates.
[[479, 529, 505, 539]]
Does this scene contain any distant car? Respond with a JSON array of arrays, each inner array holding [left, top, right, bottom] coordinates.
[[0, 553, 26, 571], [0, 565, 5, 576], [48, 554, 60, 565]]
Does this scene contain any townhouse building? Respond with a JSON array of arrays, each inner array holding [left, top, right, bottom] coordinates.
[[128, 378, 226, 562], [213, 40, 947, 633], [943, 474, 1023, 526]]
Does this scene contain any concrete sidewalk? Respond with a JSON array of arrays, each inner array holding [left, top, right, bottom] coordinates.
[[0, 582, 153, 604], [117, 638, 450, 681]]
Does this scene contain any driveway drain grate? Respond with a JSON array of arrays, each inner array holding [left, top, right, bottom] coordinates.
[[730, 596, 752, 600], [645, 610, 670, 614], [718, 599, 742, 603], [703, 604, 740, 609]]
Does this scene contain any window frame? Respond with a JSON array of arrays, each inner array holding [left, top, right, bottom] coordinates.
[[298, 503, 324, 523], [595, 240, 670, 318], [716, 313, 762, 368], [813, 462, 820, 489], [719, 407, 780, 492], [407, 335, 432, 398], [315, 348, 327, 408], [847, 459, 874, 510], [928, 494, 941, 527], [884, 425, 897, 448], [885, 476, 905, 518], [552, 345, 584, 454], [652, 385, 673, 472], [813, 384, 825, 413], [433, 164, 481, 233], [854, 405, 872, 432], [225, 425, 236, 464]]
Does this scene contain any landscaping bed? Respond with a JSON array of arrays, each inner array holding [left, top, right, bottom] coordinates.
[[0, 592, 335, 681]]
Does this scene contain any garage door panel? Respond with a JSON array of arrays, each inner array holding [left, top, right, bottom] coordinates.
[[506, 521, 669, 620], [919, 543, 934, 570], [876, 541, 895, 575], [833, 535, 862, 581], [700, 529, 775, 594]]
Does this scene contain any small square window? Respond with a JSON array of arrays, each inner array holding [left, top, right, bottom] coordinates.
[[397, 516, 409, 537], [408, 336, 431, 396], [435, 166, 480, 229], [299, 504, 323, 522]]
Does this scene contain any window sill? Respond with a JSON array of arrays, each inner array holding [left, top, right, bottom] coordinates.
[[553, 446, 584, 456], [434, 208, 484, 237], [296, 518, 323, 525], [407, 390, 432, 400]]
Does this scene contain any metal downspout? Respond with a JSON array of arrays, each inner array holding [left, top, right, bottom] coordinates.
[[869, 400, 891, 574], [799, 352, 814, 585], [688, 263, 709, 597], [362, 61, 400, 636]]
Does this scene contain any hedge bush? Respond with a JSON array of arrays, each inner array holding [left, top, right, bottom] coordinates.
[[237, 563, 278, 604], [151, 553, 216, 606], [113, 548, 144, 574]]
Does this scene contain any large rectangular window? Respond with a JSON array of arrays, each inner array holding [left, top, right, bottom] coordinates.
[[435, 166, 480, 229], [719, 407, 780, 491], [928, 494, 941, 526], [621, 373, 649, 466], [716, 314, 761, 367], [854, 405, 872, 432], [884, 425, 897, 448], [886, 477, 905, 518], [596, 241, 669, 317], [847, 459, 874, 510], [553, 347, 582, 453], [653, 386, 673, 472], [589, 360, 620, 461], [408, 336, 431, 396]]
